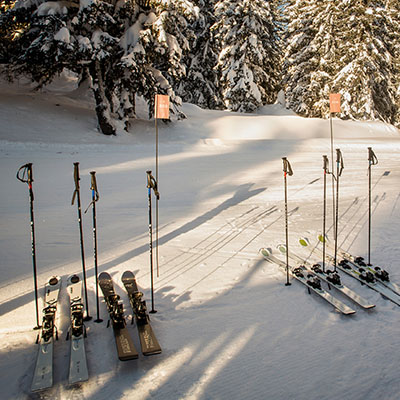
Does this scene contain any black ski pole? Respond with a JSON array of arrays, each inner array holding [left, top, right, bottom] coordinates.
[[368, 147, 378, 266], [146, 170, 160, 313], [85, 171, 102, 323], [282, 157, 293, 286], [322, 155, 330, 273], [17, 163, 41, 330], [72, 162, 92, 321], [334, 149, 344, 271]]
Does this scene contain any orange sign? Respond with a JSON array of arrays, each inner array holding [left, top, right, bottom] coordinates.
[[155, 94, 170, 119], [329, 93, 341, 113]]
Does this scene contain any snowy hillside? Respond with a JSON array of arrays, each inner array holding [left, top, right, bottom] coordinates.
[[0, 79, 400, 400]]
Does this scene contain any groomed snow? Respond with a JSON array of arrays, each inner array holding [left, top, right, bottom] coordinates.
[[0, 76, 399, 400]]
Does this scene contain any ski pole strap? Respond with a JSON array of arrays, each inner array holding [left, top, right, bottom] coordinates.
[[146, 170, 160, 200], [336, 149, 344, 177], [368, 147, 378, 166], [323, 155, 330, 174], [71, 162, 80, 205], [17, 163, 34, 200], [282, 157, 293, 177]]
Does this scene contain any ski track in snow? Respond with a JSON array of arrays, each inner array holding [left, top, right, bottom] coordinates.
[[0, 80, 400, 399]]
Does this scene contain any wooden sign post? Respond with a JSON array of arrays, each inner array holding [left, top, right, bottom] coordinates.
[[153, 94, 169, 278]]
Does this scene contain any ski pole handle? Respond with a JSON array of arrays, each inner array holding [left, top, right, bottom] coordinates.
[[323, 155, 329, 174], [282, 157, 293, 177], [17, 163, 34, 200], [146, 170, 160, 200], [17, 163, 33, 184], [90, 171, 99, 202], [368, 147, 378, 166], [71, 162, 80, 205], [336, 149, 344, 177]]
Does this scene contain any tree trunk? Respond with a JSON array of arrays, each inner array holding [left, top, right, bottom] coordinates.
[[89, 61, 116, 136]]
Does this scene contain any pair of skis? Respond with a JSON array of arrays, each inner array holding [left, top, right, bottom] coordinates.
[[276, 244, 375, 310], [31, 275, 88, 392], [260, 248, 356, 315], [304, 238, 400, 306], [98, 271, 161, 361]]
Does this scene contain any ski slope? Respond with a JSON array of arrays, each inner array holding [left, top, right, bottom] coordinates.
[[0, 77, 400, 400]]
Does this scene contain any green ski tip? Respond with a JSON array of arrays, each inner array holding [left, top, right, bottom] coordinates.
[[260, 248, 271, 257], [277, 244, 287, 254], [318, 234, 326, 243], [299, 238, 309, 247]]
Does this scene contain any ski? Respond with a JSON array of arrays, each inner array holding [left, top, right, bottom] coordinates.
[[277, 244, 375, 309], [121, 271, 162, 356], [98, 272, 139, 361], [299, 239, 400, 307], [260, 248, 356, 315], [31, 276, 61, 392], [67, 275, 89, 385], [336, 249, 400, 297]]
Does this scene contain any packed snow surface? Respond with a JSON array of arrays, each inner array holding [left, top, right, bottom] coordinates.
[[0, 78, 399, 400]]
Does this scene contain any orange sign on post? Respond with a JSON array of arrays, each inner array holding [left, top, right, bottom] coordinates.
[[155, 94, 170, 119], [329, 93, 341, 113]]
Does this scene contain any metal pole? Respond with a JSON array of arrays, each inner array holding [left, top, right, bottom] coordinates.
[[368, 147, 378, 266], [17, 163, 41, 330], [147, 170, 159, 313], [334, 149, 344, 272], [282, 158, 293, 286], [86, 171, 102, 323], [72, 163, 91, 321], [322, 155, 329, 273]]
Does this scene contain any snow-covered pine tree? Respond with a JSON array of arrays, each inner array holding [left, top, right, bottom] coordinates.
[[0, 0, 196, 134], [212, 0, 282, 112], [384, 0, 400, 126], [283, 0, 398, 125], [177, 0, 224, 110]]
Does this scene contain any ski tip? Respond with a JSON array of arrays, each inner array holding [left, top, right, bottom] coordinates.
[[98, 272, 111, 280], [259, 248, 271, 258], [69, 274, 80, 284], [277, 244, 287, 254], [299, 238, 309, 247], [49, 276, 59, 286], [122, 271, 134, 280]]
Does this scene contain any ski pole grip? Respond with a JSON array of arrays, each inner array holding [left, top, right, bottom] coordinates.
[[71, 162, 80, 205], [146, 170, 160, 199], [16, 163, 33, 183], [90, 171, 99, 202], [323, 155, 329, 173], [282, 157, 293, 176], [336, 149, 344, 176], [368, 147, 378, 165]]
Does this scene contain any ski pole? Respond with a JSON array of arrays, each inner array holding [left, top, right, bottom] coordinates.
[[368, 147, 378, 266], [334, 149, 344, 271], [17, 163, 41, 330], [146, 170, 160, 313], [322, 155, 330, 273], [85, 171, 102, 323], [282, 157, 293, 286], [71, 162, 91, 321]]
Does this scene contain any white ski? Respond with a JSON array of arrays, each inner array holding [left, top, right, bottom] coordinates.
[[277, 244, 375, 309], [299, 238, 400, 307], [67, 274, 89, 385], [31, 276, 61, 392], [260, 248, 356, 315]]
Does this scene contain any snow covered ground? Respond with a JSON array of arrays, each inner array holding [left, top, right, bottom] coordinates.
[[0, 77, 400, 400]]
